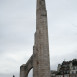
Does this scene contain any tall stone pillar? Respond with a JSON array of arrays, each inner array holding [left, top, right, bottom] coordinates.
[[20, 0, 50, 77], [33, 0, 50, 77]]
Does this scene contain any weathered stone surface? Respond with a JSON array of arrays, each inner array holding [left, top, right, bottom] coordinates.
[[33, 0, 50, 77], [20, 0, 50, 77], [20, 55, 33, 77]]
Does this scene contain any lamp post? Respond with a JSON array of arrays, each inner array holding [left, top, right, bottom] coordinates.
[[13, 75, 15, 77]]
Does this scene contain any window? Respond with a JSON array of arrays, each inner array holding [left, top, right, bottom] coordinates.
[[73, 67, 75, 70]]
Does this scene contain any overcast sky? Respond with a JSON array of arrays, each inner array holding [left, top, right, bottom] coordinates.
[[0, 0, 77, 77]]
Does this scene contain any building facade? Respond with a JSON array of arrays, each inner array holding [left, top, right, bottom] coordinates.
[[51, 59, 77, 77], [56, 59, 77, 77]]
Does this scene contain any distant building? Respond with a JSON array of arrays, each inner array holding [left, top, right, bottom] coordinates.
[[56, 59, 77, 77], [57, 61, 71, 74], [51, 70, 57, 77], [70, 59, 77, 74], [70, 59, 77, 77]]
